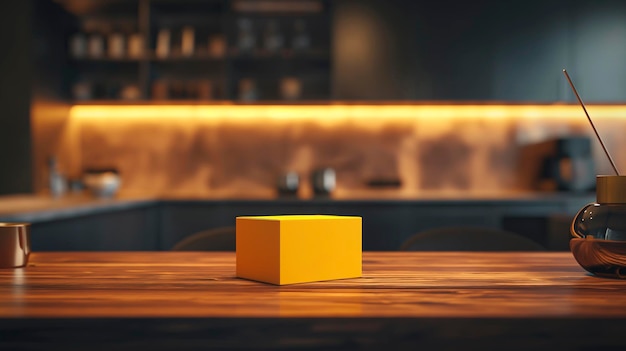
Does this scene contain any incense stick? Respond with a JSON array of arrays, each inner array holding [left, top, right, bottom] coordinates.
[[562, 68, 620, 176]]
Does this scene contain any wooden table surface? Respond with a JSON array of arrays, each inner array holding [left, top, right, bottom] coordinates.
[[2, 251, 626, 350]]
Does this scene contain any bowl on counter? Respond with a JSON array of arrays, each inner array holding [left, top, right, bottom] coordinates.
[[82, 169, 121, 198]]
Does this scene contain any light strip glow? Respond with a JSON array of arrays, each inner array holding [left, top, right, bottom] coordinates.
[[69, 104, 626, 124]]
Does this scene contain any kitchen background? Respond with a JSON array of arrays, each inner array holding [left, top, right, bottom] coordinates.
[[2, 0, 626, 198]]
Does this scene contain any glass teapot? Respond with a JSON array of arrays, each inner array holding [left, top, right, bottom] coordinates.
[[570, 175, 626, 278]]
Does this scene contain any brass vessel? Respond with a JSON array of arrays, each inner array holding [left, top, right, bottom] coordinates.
[[0, 222, 31, 268]]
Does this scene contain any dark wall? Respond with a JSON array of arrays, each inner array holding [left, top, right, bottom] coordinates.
[[0, 1, 72, 195], [32, 0, 73, 101], [333, 0, 626, 102], [30, 0, 73, 193], [0, 1, 34, 194]]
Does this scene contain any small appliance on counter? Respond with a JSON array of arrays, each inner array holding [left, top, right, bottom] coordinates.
[[518, 136, 596, 192], [276, 171, 300, 197], [311, 168, 336, 196]]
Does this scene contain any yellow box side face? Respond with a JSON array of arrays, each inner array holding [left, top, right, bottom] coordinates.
[[279, 216, 362, 285], [235, 217, 280, 284]]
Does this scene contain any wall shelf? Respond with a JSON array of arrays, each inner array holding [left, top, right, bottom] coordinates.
[[58, 0, 332, 103]]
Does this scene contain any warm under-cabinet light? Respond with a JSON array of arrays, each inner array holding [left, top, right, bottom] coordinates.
[[69, 104, 626, 125]]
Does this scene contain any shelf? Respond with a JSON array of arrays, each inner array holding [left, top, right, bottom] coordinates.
[[229, 50, 330, 61], [149, 54, 227, 62], [231, 0, 326, 14], [63, 0, 332, 103], [69, 57, 146, 63], [150, 14, 224, 27]]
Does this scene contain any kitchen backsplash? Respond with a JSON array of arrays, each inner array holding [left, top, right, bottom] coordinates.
[[41, 105, 626, 197]]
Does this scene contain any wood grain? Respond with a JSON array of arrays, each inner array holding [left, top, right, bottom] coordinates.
[[2, 252, 626, 350], [1, 251, 626, 318], [570, 237, 626, 278]]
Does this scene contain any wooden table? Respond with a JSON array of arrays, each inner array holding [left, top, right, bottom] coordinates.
[[1, 252, 626, 350]]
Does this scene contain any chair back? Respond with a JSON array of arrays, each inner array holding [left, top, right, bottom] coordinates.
[[399, 226, 546, 251], [171, 226, 236, 251]]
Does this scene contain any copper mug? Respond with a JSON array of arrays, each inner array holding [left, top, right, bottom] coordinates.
[[0, 222, 31, 268]]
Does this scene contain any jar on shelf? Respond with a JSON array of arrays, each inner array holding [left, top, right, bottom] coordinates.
[[69, 32, 87, 58], [108, 32, 125, 58], [570, 175, 626, 278], [280, 77, 302, 100], [72, 81, 92, 100], [208, 34, 226, 57], [181, 26, 195, 57], [291, 19, 311, 52], [238, 78, 257, 101], [263, 20, 284, 53], [87, 33, 105, 58], [236, 18, 256, 54], [127, 33, 144, 58], [156, 29, 171, 58]]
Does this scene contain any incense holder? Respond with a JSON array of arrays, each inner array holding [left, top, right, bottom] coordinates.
[[570, 176, 626, 278]]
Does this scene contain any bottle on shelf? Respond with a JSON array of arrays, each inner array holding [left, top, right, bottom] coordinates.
[[108, 32, 126, 58], [151, 79, 169, 100], [156, 28, 171, 58], [119, 83, 141, 100], [127, 33, 144, 58], [208, 34, 226, 58], [71, 81, 93, 100], [197, 80, 213, 100], [280, 77, 302, 100], [292, 19, 311, 52], [69, 32, 87, 59], [236, 18, 256, 54], [263, 20, 284, 54], [181, 26, 195, 57], [238, 78, 258, 101], [87, 33, 105, 58]]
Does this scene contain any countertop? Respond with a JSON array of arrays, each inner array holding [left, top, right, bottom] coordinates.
[[0, 190, 596, 223], [1, 252, 625, 350]]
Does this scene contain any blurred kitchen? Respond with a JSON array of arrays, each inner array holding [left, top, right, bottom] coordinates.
[[1, 0, 625, 251]]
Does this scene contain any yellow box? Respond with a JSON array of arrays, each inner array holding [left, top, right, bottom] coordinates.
[[236, 215, 362, 285]]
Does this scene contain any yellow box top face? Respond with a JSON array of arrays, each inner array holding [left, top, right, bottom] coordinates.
[[237, 215, 359, 221]]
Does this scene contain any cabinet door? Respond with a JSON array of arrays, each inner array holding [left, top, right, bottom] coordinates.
[[570, 0, 626, 102], [489, 1, 570, 102], [159, 201, 324, 250], [31, 206, 159, 251], [322, 202, 501, 251]]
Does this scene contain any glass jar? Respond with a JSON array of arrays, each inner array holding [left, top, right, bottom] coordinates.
[[570, 175, 626, 278]]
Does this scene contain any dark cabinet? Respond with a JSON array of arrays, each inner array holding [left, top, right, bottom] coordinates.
[[24, 196, 590, 251], [569, 0, 626, 102], [55, 0, 332, 102], [333, 0, 626, 102], [158, 201, 325, 250], [31, 205, 159, 251], [158, 199, 583, 251]]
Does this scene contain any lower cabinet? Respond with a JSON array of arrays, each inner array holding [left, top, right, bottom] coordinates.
[[158, 201, 326, 250], [28, 198, 585, 251], [31, 205, 159, 251], [159, 200, 577, 251]]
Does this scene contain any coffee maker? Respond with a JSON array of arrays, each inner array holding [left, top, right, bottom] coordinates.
[[519, 136, 596, 192]]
